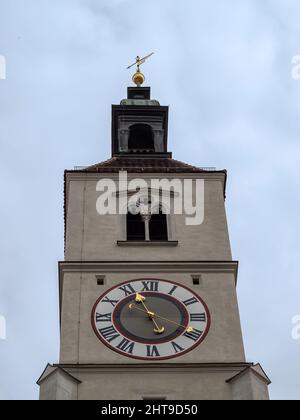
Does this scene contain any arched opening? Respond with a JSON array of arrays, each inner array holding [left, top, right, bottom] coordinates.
[[128, 124, 154, 152], [126, 211, 145, 241], [149, 207, 168, 240]]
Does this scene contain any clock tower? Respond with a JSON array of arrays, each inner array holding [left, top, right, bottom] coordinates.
[[37, 70, 270, 400]]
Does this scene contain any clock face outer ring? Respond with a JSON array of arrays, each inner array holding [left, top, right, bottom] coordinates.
[[91, 278, 211, 361]]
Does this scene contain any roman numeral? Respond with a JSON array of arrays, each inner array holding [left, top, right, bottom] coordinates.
[[183, 328, 203, 341], [96, 312, 112, 322], [116, 338, 135, 354], [118, 283, 136, 296], [102, 296, 119, 307], [141, 281, 159, 292], [183, 297, 198, 307], [168, 285, 178, 296], [190, 313, 206, 322], [146, 345, 160, 357], [171, 342, 184, 353], [98, 325, 120, 343]]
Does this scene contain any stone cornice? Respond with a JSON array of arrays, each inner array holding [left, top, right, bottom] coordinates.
[[59, 260, 238, 280], [54, 362, 251, 375]]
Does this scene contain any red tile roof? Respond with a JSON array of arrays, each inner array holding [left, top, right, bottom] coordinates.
[[70, 157, 221, 174]]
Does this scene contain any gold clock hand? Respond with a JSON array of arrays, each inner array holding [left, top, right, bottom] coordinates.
[[135, 293, 150, 313], [135, 293, 146, 303], [135, 293, 156, 320], [149, 314, 165, 335], [154, 313, 194, 333], [128, 303, 165, 334], [129, 304, 193, 333]]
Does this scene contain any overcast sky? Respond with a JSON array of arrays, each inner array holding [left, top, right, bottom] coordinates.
[[0, 0, 300, 400]]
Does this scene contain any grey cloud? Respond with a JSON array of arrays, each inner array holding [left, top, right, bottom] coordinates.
[[0, 0, 300, 399]]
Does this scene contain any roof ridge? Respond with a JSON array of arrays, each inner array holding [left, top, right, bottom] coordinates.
[[84, 157, 117, 170], [80, 156, 204, 171], [68, 156, 223, 175], [170, 157, 202, 169]]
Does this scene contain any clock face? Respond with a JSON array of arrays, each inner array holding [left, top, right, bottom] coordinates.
[[91, 279, 210, 360]]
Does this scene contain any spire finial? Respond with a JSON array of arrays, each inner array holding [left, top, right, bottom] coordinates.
[[126, 52, 154, 87]]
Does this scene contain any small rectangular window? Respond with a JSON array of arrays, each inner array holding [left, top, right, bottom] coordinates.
[[96, 275, 105, 286], [192, 275, 202, 286]]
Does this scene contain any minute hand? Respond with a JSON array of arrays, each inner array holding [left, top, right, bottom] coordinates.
[[129, 304, 194, 333]]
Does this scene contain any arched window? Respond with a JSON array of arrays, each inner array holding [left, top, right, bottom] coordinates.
[[127, 211, 145, 241], [126, 206, 168, 241], [128, 124, 154, 152], [149, 207, 168, 241]]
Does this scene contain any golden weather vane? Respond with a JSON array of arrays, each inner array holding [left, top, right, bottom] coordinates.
[[127, 52, 154, 87]]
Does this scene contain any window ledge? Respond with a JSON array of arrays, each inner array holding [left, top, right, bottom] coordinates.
[[117, 240, 178, 247]]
